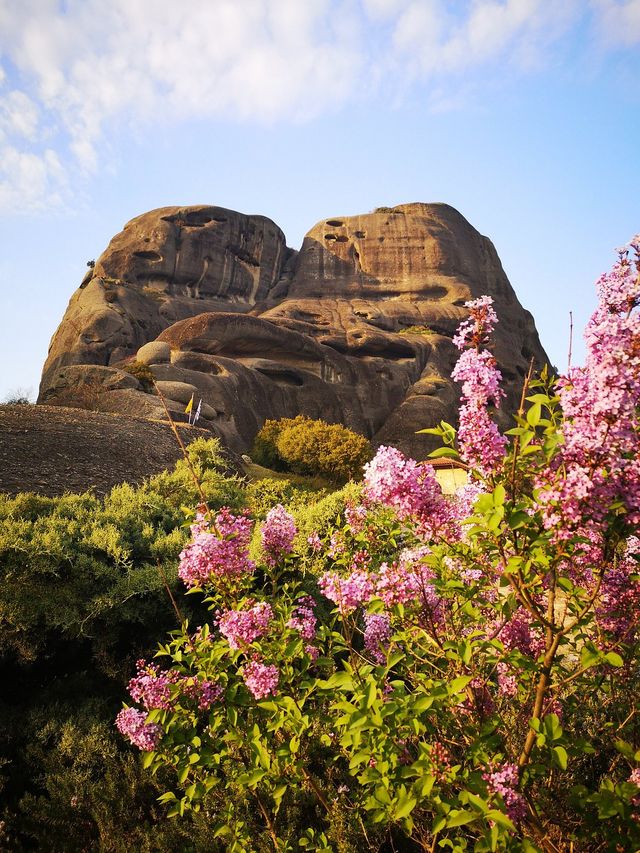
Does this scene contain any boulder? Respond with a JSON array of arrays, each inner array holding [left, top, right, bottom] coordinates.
[[136, 340, 171, 365], [39, 203, 550, 460]]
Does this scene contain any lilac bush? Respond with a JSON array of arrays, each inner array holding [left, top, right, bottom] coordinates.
[[116, 236, 640, 851]]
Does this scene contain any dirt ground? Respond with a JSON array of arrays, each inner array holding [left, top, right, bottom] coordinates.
[[0, 404, 217, 498]]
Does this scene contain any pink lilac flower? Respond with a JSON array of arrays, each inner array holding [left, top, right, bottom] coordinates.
[[430, 742, 451, 783], [596, 536, 640, 642], [363, 613, 392, 663], [288, 596, 317, 640], [318, 569, 375, 614], [537, 236, 640, 534], [496, 662, 518, 698], [345, 503, 368, 534], [307, 531, 323, 551], [376, 553, 443, 623], [261, 504, 297, 566], [242, 661, 279, 699], [629, 769, 640, 787], [328, 532, 345, 558], [451, 296, 507, 476], [497, 610, 545, 659], [195, 680, 223, 710], [180, 677, 224, 710], [483, 763, 527, 823], [453, 295, 499, 350], [116, 708, 162, 751], [127, 660, 175, 711], [363, 446, 452, 537], [178, 508, 254, 587], [218, 602, 274, 649]]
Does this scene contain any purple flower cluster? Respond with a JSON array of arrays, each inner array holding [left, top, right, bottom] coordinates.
[[261, 504, 297, 566], [483, 763, 527, 823], [363, 613, 392, 663], [126, 659, 223, 714], [127, 660, 175, 710], [318, 569, 374, 614], [363, 445, 451, 534], [116, 708, 162, 751], [288, 596, 317, 640], [538, 236, 640, 533], [451, 296, 507, 476], [242, 660, 279, 699], [178, 508, 254, 587], [497, 610, 545, 659], [218, 601, 273, 649]]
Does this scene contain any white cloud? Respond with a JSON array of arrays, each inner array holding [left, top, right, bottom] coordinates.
[[0, 0, 635, 213], [591, 0, 640, 46]]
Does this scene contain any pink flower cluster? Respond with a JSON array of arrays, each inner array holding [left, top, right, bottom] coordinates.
[[363, 445, 452, 535], [242, 661, 279, 699], [538, 236, 640, 534], [116, 708, 162, 751], [451, 296, 507, 476], [218, 601, 274, 649], [127, 659, 223, 712], [497, 610, 545, 659], [261, 504, 297, 567], [128, 660, 175, 710], [483, 763, 527, 823], [318, 569, 374, 614], [344, 503, 368, 533], [178, 508, 254, 587], [596, 537, 640, 641], [363, 613, 392, 663], [288, 596, 317, 640]]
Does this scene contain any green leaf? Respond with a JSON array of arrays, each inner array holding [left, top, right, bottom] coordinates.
[[580, 643, 602, 670], [526, 402, 542, 427], [604, 651, 624, 667], [553, 746, 568, 770], [428, 447, 460, 459], [394, 794, 417, 819], [446, 809, 477, 828]]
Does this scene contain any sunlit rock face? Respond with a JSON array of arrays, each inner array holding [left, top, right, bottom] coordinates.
[[39, 202, 549, 459]]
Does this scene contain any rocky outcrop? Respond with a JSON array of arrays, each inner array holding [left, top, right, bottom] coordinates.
[[39, 203, 549, 460]]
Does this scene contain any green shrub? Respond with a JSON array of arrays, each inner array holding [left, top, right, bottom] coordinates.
[[121, 360, 155, 392], [252, 416, 372, 483]]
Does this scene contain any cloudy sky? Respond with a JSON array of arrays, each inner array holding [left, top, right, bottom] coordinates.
[[1, 0, 639, 399]]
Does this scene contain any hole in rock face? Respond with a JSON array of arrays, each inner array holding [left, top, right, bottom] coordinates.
[[133, 250, 162, 261], [324, 234, 337, 241], [334, 235, 349, 242], [254, 367, 305, 387], [354, 231, 366, 238], [326, 220, 344, 227], [184, 211, 223, 227]]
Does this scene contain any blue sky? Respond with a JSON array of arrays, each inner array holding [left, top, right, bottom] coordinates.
[[0, 0, 639, 400]]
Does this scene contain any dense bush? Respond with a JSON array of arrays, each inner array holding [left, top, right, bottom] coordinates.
[[117, 238, 640, 851], [252, 415, 372, 482], [0, 437, 249, 849]]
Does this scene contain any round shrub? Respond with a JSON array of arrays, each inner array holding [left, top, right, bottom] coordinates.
[[252, 416, 372, 482]]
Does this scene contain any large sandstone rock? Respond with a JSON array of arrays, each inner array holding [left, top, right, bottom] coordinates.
[[39, 203, 549, 459]]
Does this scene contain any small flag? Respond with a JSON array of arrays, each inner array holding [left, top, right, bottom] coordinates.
[[184, 394, 194, 415], [193, 398, 202, 426]]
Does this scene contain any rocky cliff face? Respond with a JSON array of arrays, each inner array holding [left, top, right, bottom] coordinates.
[[39, 203, 549, 459]]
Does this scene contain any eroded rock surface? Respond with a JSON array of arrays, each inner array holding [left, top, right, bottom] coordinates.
[[40, 203, 549, 459]]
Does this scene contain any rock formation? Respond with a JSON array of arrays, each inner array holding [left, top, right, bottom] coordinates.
[[39, 203, 549, 460]]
